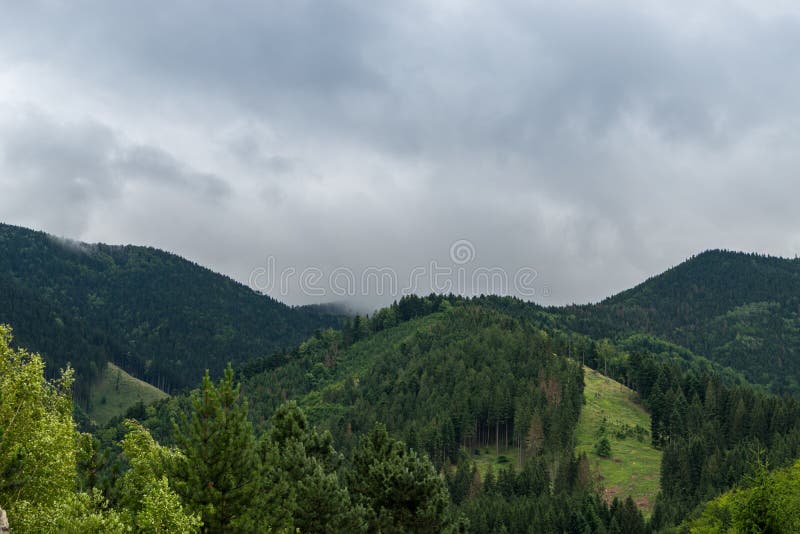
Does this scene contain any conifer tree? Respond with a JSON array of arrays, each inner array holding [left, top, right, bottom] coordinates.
[[171, 365, 260, 533], [348, 422, 454, 533], [260, 402, 365, 533]]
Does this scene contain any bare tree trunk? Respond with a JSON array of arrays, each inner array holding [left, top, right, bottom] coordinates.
[[0, 506, 9, 534]]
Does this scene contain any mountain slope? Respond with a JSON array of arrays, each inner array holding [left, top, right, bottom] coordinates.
[[87, 362, 168, 426], [0, 223, 343, 397], [0, 273, 128, 400], [559, 250, 800, 393], [574, 366, 661, 515], [98, 293, 800, 532], [242, 301, 585, 466]]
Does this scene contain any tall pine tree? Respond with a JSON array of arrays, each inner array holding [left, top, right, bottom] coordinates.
[[172, 365, 260, 533]]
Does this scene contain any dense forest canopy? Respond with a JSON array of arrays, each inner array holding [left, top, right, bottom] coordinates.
[[0, 223, 343, 401], [557, 250, 800, 395], [4, 226, 800, 532]]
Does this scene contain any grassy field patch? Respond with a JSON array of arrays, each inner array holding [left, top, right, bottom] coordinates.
[[575, 366, 662, 515], [88, 362, 168, 425], [470, 446, 519, 478]]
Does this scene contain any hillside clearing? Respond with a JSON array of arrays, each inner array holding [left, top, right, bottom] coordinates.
[[575, 366, 662, 516], [88, 362, 168, 425]]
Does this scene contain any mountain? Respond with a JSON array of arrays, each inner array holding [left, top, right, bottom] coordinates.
[[217, 295, 800, 530], [6, 224, 794, 398], [0, 223, 343, 400], [556, 250, 800, 394], [5, 229, 800, 531], [242, 301, 584, 461]]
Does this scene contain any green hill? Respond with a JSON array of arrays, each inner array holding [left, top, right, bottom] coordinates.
[[232, 297, 800, 531], [235, 294, 800, 531], [243, 302, 585, 466], [574, 366, 661, 515], [0, 222, 343, 401], [87, 362, 169, 426], [6, 223, 800, 532], [559, 250, 800, 394]]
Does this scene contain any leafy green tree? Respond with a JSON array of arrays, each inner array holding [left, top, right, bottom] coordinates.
[[0, 325, 125, 532], [12, 490, 127, 534], [171, 365, 260, 533], [118, 420, 201, 532], [685, 459, 800, 533], [0, 325, 76, 524]]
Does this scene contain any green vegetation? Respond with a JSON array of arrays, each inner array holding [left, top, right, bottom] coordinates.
[[237, 299, 656, 530], [171, 367, 261, 532], [575, 367, 662, 515], [88, 362, 168, 426], [91, 293, 800, 532], [0, 326, 78, 528], [0, 330, 459, 532], [243, 302, 584, 472], [682, 459, 800, 533], [559, 250, 800, 395], [349, 422, 454, 533], [0, 325, 198, 532], [7, 224, 800, 532], [0, 223, 343, 402], [469, 447, 519, 478]]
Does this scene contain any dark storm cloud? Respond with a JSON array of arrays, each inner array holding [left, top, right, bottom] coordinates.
[[1, 1, 800, 307]]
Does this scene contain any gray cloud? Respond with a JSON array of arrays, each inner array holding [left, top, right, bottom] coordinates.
[[1, 1, 800, 308], [0, 109, 230, 235]]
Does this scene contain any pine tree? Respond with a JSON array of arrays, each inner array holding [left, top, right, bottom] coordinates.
[[261, 402, 365, 533], [617, 496, 646, 534], [348, 422, 454, 533], [171, 365, 260, 533], [595, 437, 612, 458]]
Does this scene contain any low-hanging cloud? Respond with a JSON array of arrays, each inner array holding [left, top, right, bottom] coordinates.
[[1, 0, 800, 308]]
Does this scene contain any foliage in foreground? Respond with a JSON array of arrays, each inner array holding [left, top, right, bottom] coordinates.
[[0, 325, 200, 532], [681, 458, 800, 533], [0, 326, 458, 532]]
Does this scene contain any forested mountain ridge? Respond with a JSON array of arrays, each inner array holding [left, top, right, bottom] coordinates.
[[6, 225, 800, 531], [4, 222, 796, 398], [242, 302, 584, 463], [0, 271, 128, 401], [0, 223, 343, 399], [556, 250, 800, 394], [125, 299, 653, 531], [6, 290, 800, 532], [222, 295, 800, 531]]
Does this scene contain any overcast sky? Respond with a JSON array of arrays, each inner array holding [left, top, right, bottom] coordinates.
[[2, 1, 800, 308]]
